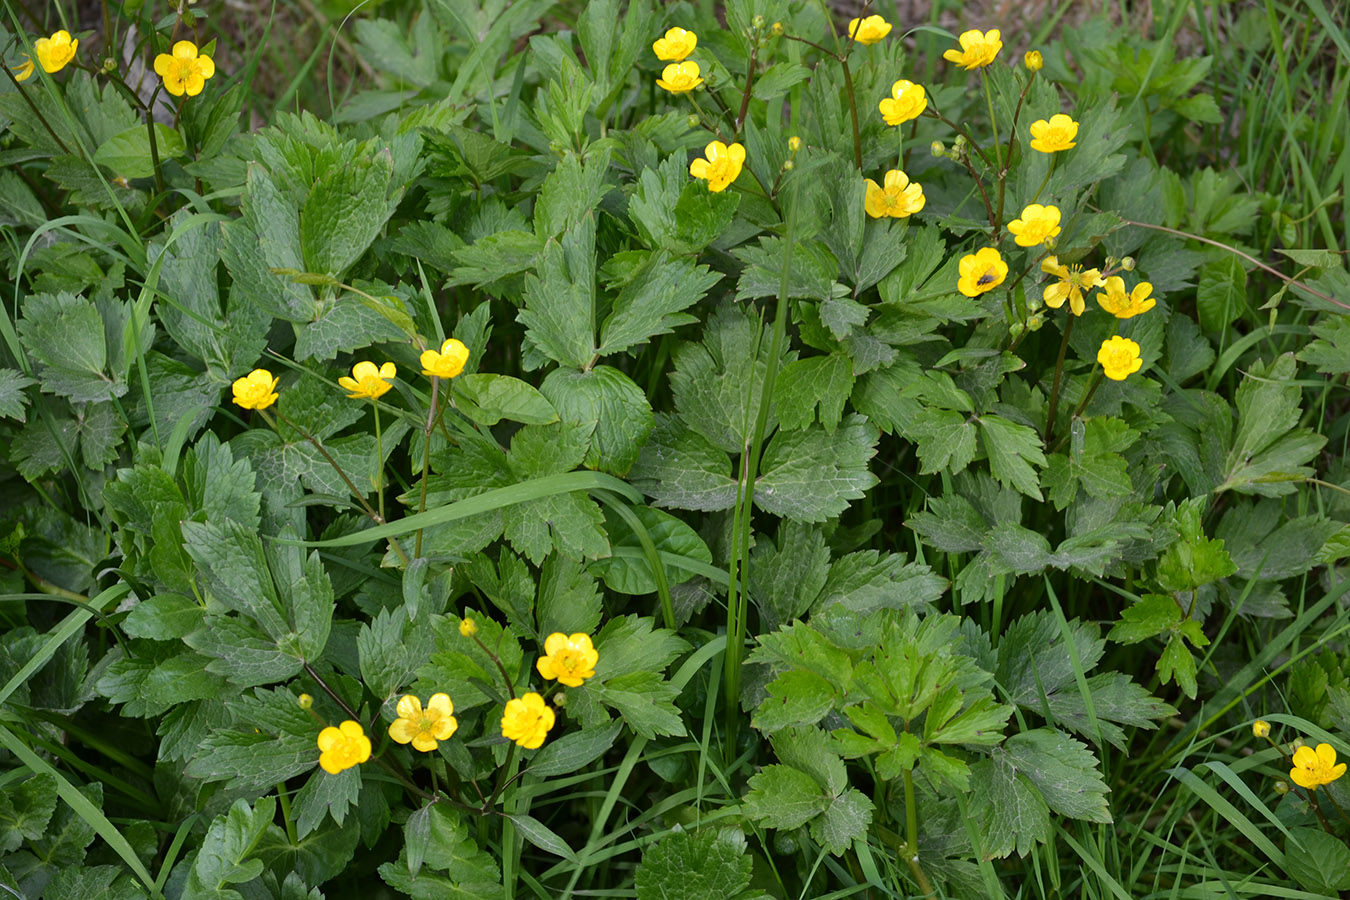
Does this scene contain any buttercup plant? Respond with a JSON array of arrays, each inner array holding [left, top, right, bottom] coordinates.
[[2, 1, 1346, 898]]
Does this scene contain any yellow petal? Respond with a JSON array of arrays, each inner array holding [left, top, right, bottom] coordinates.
[[410, 732, 439, 752], [396, 695, 423, 719], [198, 54, 215, 79], [427, 693, 453, 717], [173, 40, 198, 59], [388, 717, 419, 744], [430, 715, 458, 741]]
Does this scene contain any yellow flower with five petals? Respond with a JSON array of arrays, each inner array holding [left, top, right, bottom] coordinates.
[[388, 693, 458, 752], [536, 632, 600, 688], [690, 140, 745, 192], [653, 27, 697, 61], [847, 15, 891, 45], [864, 170, 925, 219], [879, 79, 927, 126], [154, 40, 216, 98], [656, 61, 703, 94], [338, 361, 396, 400], [1096, 277, 1156, 319], [231, 368, 279, 410], [1097, 336, 1143, 381], [1041, 256, 1103, 316], [1290, 742, 1346, 790], [1007, 203, 1061, 247], [943, 29, 1002, 70], [501, 692, 555, 749], [420, 338, 470, 379], [957, 248, 1008, 297], [1029, 114, 1078, 153], [33, 30, 78, 74], [317, 720, 371, 774]]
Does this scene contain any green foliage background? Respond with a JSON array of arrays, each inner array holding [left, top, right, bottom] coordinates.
[[2, 0, 1350, 898]]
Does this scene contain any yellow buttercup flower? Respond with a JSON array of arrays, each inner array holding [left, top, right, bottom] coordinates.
[[1024, 50, 1044, 71], [653, 27, 697, 62], [459, 617, 477, 638], [153, 40, 216, 98], [1041, 256, 1103, 316], [12, 54, 34, 82], [501, 692, 555, 749], [879, 79, 927, 126], [957, 248, 1008, 297], [1096, 276, 1156, 319], [864, 170, 925, 219], [32, 30, 78, 74], [656, 60, 703, 94], [1252, 720, 1270, 738], [1290, 742, 1346, 790], [690, 140, 745, 193], [1007, 203, 1061, 247], [231, 368, 279, 410], [1029, 113, 1078, 153], [847, 15, 891, 45], [943, 29, 1002, 70], [420, 338, 470, 379], [338, 361, 396, 400], [388, 693, 458, 752], [317, 720, 371, 774], [536, 632, 600, 688], [1097, 336, 1142, 381]]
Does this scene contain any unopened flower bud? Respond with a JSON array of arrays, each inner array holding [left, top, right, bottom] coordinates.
[[752, 14, 765, 29], [1027, 314, 1045, 332], [1044, 235, 1057, 251], [788, 135, 802, 153], [552, 691, 567, 707], [298, 693, 313, 710], [101, 57, 119, 74], [1009, 321, 1025, 339], [1024, 50, 1043, 72], [1026, 294, 1043, 313], [459, 617, 477, 638], [772, 22, 784, 36], [782, 159, 795, 171], [1120, 256, 1135, 271], [930, 140, 945, 157], [686, 114, 701, 129], [1274, 780, 1290, 795], [1252, 719, 1270, 738]]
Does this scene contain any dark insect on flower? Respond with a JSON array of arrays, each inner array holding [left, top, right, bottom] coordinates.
[[977, 272, 997, 286]]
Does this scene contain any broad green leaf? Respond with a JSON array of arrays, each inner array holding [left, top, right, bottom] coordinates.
[[590, 504, 712, 595], [17, 292, 124, 402], [1004, 728, 1111, 823], [741, 765, 828, 829], [518, 217, 597, 369], [1107, 594, 1181, 644], [528, 721, 623, 777], [540, 366, 654, 476], [596, 255, 721, 357], [629, 415, 738, 512], [970, 755, 1050, 859], [1196, 256, 1246, 332], [0, 368, 36, 421], [1158, 633, 1199, 698], [1285, 827, 1350, 893], [980, 415, 1046, 500], [92, 123, 186, 178], [635, 828, 758, 900], [453, 373, 559, 426], [182, 798, 276, 900], [755, 415, 879, 522], [775, 353, 854, 433]]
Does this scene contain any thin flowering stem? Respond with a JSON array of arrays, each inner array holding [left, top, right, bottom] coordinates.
[[372, 400, 385, 522], [415, 376, 440, 559], [483, 743, 519, 812], [262, 408, 411, 566], [734, 43, 758, 134], [471, 632, 517, 701], [0, 60, 73, 155], [1029, 156, 1056, 205], [923, 104, 995, 169], [839, 55, 863, 169], [981, 71, 1002, 170], [1050, 371, 1105, 454], [1044, 316, 1075, 445]]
